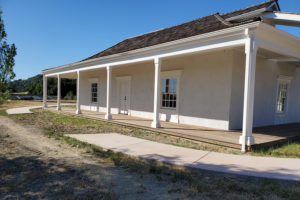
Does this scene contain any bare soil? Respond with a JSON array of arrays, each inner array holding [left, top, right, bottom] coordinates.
[[1, 103, 299, 199], [0, 116, 189, 199]]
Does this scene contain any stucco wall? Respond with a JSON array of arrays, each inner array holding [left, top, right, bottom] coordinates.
[[229, 50, 300, 129], [79, 50, 234, 130], [78, 48, 300, 130], [288, 67, 300, 123]]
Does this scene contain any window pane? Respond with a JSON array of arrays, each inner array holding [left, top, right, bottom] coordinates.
[[166, 94, 170, 101], [166, 101, 169, 107], [276, 82, 289, 112], [162, 80, 166, 92]]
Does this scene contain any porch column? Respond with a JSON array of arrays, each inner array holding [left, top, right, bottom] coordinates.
[[105, 65, 112, 120], [151, 57, 161, 128], [43, 74, 47, 108], [239, 33, 258, 152], [57, 74, 61, 111], [76, 71, 81, 114]]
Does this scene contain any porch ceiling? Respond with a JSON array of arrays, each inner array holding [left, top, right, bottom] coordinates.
[[236, 45, 300, 64], [258, 48, 300, 64]]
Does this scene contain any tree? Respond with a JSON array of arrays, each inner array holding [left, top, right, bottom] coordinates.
[[0, 8, 17, 93]]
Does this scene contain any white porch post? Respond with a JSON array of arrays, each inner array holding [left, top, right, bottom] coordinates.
[[105, 65, 112, 120], [151, 57, 161, 128], [57, 74, 61, 111], [43, 74, 47, 108], [239, 31, 258, 152], [76, 71, 81, 114]]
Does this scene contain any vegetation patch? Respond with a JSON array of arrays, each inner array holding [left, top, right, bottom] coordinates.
[[0, 109, 8, 116], [5, 108, 300, 199], [251, 142, 300, 158]]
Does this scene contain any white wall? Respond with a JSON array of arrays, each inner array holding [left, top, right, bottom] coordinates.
[[79, 50, 234, 130], [229, 50, 300, 129], [288, 67, 300, 123], [78, 49, 300, 130]]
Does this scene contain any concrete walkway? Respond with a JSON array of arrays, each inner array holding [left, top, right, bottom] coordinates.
[[6, 104, 73, 115], [67, 133, 300, 181]]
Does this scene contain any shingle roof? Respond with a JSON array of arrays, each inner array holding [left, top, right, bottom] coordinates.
[[82, 0, 278, 62]]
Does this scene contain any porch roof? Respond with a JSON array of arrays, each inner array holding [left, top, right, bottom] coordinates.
[[43, 0, 280, 74], [82, 1, 277, 62]]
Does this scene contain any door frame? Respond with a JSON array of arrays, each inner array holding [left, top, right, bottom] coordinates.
[[116, 76, 132, 115]]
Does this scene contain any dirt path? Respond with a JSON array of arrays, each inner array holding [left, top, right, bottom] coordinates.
[[0, 116, 188, 200]]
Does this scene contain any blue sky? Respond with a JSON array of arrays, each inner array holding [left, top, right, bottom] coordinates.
[[1, 0, 300, 80]]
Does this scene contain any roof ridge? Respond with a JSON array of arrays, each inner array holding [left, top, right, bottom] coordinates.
[[221, 0, 275, 17]]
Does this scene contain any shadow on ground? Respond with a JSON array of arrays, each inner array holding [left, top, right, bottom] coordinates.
[[0, 155, 114, 200]]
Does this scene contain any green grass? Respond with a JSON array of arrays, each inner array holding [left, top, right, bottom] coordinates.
[[0, 109, 8, 116], [251, 142, 300, 158]]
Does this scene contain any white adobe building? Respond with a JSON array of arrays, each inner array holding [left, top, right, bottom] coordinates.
[[42, 0, 300, 151]]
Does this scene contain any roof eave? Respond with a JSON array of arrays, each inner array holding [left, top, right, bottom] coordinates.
[[42, 21, 261, 74]]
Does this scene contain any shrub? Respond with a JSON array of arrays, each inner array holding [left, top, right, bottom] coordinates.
[[64, 91, 75, 100], [0, 90, 10, 105]]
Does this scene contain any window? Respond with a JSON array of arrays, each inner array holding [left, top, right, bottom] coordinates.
[[161, 78, 177, 109], [91, 83, 98, 103], [276, 81, 289, 113]]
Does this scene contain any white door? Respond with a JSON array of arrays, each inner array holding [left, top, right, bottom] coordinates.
[[119, 79, 130, 115]]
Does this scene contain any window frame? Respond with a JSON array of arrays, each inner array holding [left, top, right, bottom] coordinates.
[[275, 76, 292, 115], [91, 83, 98, 103], [160, 70, 182, 111], [88, 78, 99, 105]]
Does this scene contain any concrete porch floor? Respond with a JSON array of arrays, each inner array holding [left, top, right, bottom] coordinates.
[[48, 107, 300, 149]]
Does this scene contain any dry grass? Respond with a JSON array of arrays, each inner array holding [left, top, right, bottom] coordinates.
[[0, 124, 116, 200], [3, 108, 300, 199], [0, 100, 44, 109], [251, 142, 300, 158], [1, 101, 299, 158]]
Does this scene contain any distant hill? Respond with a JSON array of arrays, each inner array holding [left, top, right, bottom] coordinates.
[[8, 74, 76, 98]]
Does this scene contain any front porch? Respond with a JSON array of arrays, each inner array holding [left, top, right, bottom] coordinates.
[[43, 22, 300, 152], [47, 106, 300, 150]]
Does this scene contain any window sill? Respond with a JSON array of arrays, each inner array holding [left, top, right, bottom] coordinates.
[[161, 107, 177, 111]]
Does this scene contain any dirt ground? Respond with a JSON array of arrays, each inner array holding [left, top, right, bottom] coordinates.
[[1, 102, 300, 199], [0, 116, 193, 200]]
